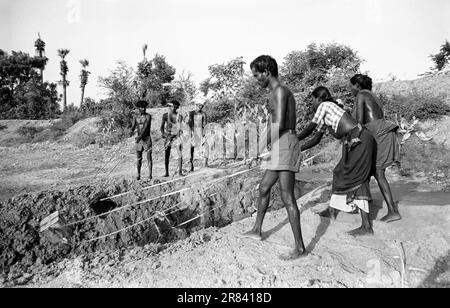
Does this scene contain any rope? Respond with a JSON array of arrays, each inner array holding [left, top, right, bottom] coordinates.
[[101, 169, 209, 201], [85, 193, 220, 242], [62, 186, 192, 228]]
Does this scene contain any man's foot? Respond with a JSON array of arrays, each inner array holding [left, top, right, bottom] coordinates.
[[136, 175, 141, 181], [163, 173, 169, 178], [347, 226, 374, 237], [279, 248, 307, 261], [242, 230, 262, 241], [179, 172, 185, 177], [380, 212, 402, 223], [318, 208, 338, 220]]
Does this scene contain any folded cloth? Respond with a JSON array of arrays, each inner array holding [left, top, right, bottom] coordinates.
[[365, 119, 400, 170], [332, 125, 376, 195], [261, 130, 302, 172], [330, 181, 371, 213]]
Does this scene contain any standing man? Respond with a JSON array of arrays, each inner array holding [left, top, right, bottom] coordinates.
[[161, 100, 183, 177], [243, 55, 306, 260], [130, 100, 152, 181], [188, 96, 208, 172], [350, 74, 402, 223]]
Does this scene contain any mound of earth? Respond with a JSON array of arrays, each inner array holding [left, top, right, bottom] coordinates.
[[0, 119, 58, 147]]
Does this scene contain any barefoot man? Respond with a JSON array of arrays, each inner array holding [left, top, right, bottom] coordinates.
[[161, 100, 183, 177], [130, 100, 152, 180], [297, 86, 377, 237], [188, 96, 208, 172], [350, 74, 402, 223], [243, 55, 306, 260]]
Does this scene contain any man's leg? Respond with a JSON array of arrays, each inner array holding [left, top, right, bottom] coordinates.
[[190, 146, 195, 172], [136, 150, 143, 180], [147, 150, 153, 180], [278, 171, 307, 260], [177, 144, 183, 176], [164, 144, 171, 177], [375, 169, 401, 223], [348, 206, 374, 237], [243, 170, 279, 240]]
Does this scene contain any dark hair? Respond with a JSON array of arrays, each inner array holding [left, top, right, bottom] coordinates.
[[136, 100, 148, 108], [250, 55, 278, 78], [350, 74, 373, 91], [311, 86, 336, 103], [171, 100, 180, 107]]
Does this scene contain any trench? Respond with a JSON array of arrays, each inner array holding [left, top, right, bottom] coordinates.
[[0, 166, 319, 275]]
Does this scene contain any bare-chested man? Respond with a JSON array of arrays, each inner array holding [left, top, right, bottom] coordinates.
[[130, 100, 152, 181], [188, 97, 208, 172], [243, 55, 306, 260], [161, 100, 183, 177], [350, 74, 401, 223]]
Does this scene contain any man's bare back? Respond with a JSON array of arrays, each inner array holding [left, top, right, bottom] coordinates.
[[354, 90, 384, 124], [267, 85, 296, 131]]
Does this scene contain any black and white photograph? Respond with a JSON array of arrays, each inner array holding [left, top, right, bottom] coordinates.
[[0, 0, 449, 290]]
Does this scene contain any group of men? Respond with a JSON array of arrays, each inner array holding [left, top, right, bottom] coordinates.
[[243, 55, 402, 260], [129, 54, 402, 261], [129, 98, 207, 181]]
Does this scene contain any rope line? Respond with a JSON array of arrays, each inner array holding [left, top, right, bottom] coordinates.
[[85, 193, 220, 242]]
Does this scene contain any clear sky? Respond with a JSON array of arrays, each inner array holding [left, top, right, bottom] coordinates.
[[1, 0, 449, 106]]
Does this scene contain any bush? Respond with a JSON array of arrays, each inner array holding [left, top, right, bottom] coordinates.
[[379, 92, 450, 122], [48, 110, 85, 138], [17, 126, 45, 142], [0, 123, 7, 130], [204, 98, 235, 124]]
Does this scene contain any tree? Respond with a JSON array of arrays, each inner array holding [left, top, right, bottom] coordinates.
[[430, 40, 450, 72], [58, 49, 70, 111], [34, 33, 47, 83], [79, 59, 90, 106], [136, 52, 177, 107], [98, 61, 138, 127], [281, 43, 363, 126], [200, 57, 246, 119], [0, 49, 59, 119], [172, 70, 198, 105]]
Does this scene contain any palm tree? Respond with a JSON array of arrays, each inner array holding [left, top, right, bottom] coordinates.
[[34, 33, 46, 83], [79, 59, 90, 106], [142, 44, 148, 60], [58, 49, 70, 111]]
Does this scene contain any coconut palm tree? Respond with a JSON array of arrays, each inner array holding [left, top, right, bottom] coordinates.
[[34, 33, 46, 83], [58, 49, 70, 111], [79, 59, 90, 106], [142, 44, 148, 60]]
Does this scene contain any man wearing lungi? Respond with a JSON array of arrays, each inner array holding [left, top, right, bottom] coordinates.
[[350, 74, 402, 223], [243, 55, 306, 260], [161, 100, 183, 177], [297, 86, 377, 237]]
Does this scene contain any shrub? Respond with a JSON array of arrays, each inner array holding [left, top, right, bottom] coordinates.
[[0, 123, 7, 130], [17, 125, 45, 142], [48, 110, 85, 139], [379, 92, 450, 122]]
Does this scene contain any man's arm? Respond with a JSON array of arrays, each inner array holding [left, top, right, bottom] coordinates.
[[261, 87, 287, 153], [130, 117, 136, 137], [161, 113, 167, 137], [354, 94, 365, 124], [136, 114, 151, 143], [300, 131, 324, 151], [297, 122, 318, 142]]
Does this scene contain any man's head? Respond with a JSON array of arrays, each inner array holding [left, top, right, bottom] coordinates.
[[193, 95, 206, 112], [311, 86, 334, 110], [350, 74, 373, 96], [136, 100, 148, 113], [250, 55, 278, 89], [171, 100, 181, 112]]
